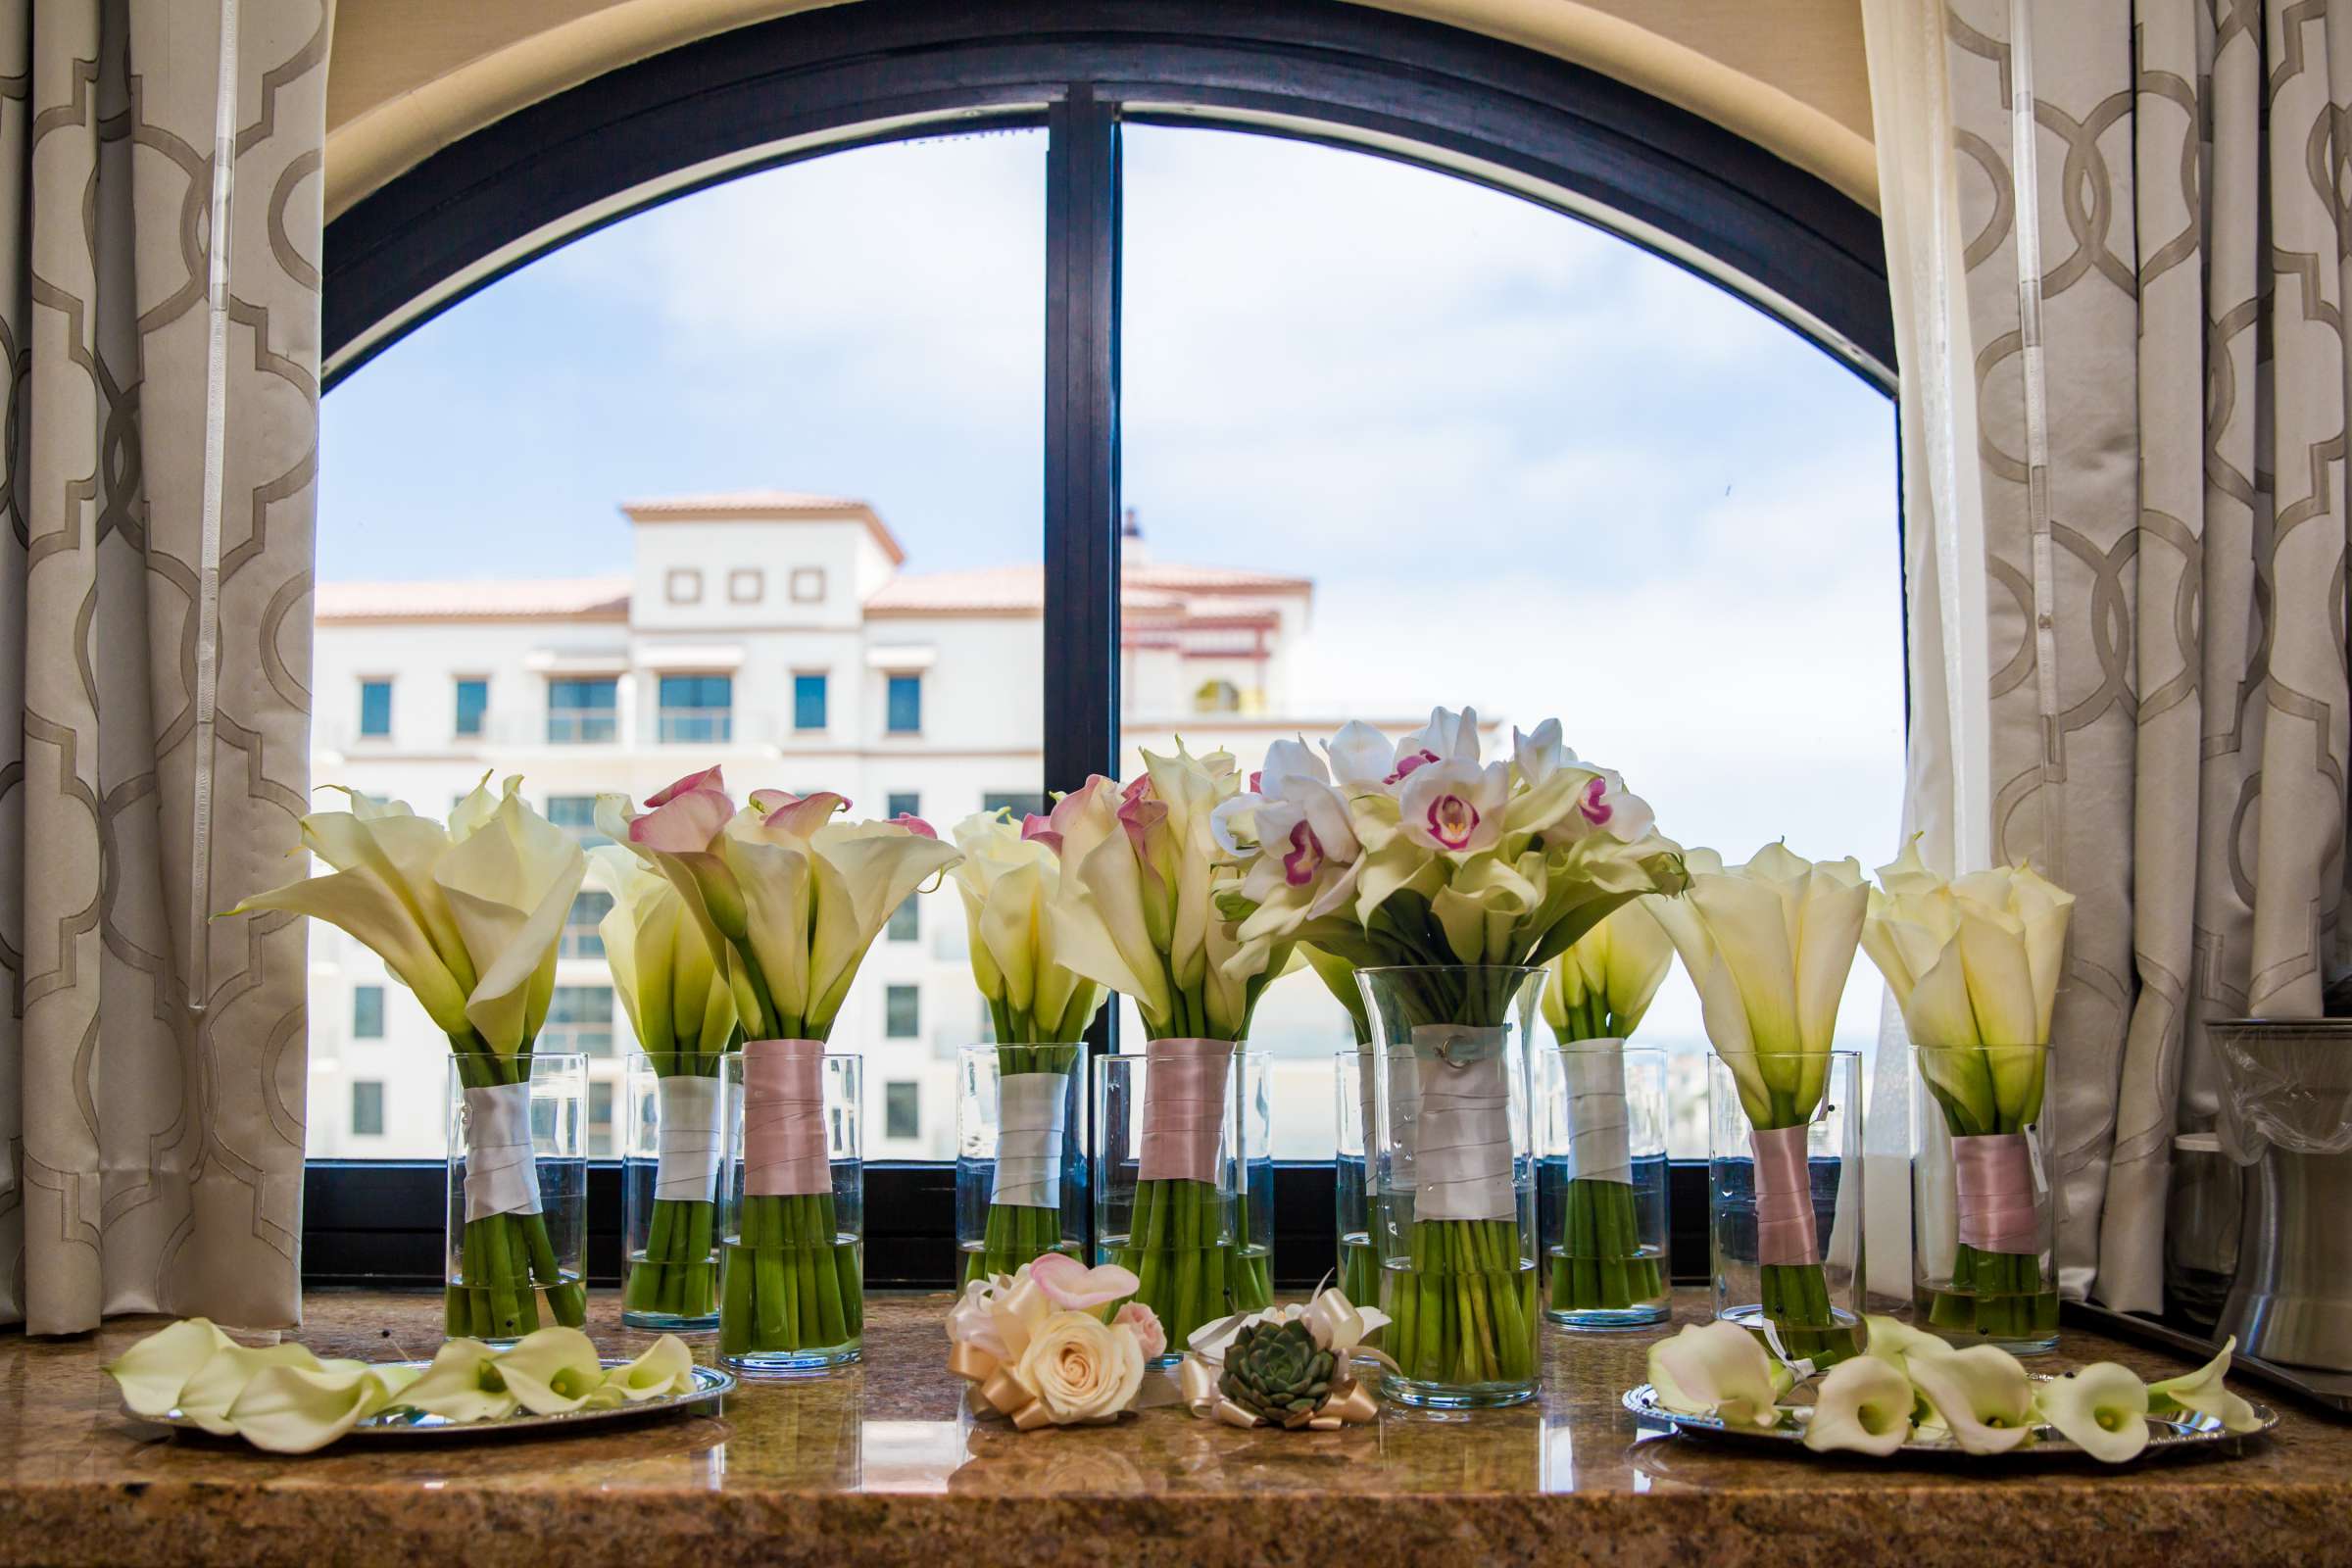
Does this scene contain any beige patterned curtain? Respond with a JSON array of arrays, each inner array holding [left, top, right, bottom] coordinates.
[[1867, 0, 2351, 1312], [0, 1, 326, 1334]]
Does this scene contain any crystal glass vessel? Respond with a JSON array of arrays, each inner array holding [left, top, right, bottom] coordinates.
[[1707, 1050, 1864, 1365], [444, 1054, 587, 1343], [956, 1042, 1089, 1284], [1913, 1042, 2058, 1352], [622, 1051, 725, 1331], [718, 1041, 863, 1374], [1540, 1040, 1671, 1328]]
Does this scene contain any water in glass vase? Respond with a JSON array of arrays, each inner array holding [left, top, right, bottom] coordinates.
[[717, 1231, 864, 1372], [1339, 1232, 1382, 1312], [1916, 1247, 2060, 1351], [1378, 1244, 1540, 1408], [623, 1245, 720, 1331], [446, 1269, 587, 1345]]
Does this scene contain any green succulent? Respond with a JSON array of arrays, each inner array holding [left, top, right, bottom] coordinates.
[[1219, 1318, 1337, 1429]]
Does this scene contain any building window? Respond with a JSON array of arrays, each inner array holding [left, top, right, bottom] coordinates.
[[353, 985, 385, 1039], [359, 679, 393, 738], [983, 792, 1047, 819], [561, 890, 612, 958], [886, 673, 922, 734], [884, 1081, 920, 1141], [791, 671, 828, 731], [454, 677, 489, 737], [789, 566, 826, 603], [351, 1081, 386, 1138], [547, 677, 618, 744], [886, 792, 920, 820], [543, 985, 614, 1056], [728, 567, 763, 604], [547, 794, 609, 847], [659, 673, 733, 744], [664, 567, 703, 604], [886, 896, 919, 943], [589, 1080, 615, 1158], [885, 984, 920, 1039]]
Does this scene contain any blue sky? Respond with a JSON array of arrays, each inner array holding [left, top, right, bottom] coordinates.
[[319, 123, 1904, 1049]]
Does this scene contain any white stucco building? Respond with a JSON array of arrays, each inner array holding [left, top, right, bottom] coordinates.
[[307, 492, 1402, 1161]]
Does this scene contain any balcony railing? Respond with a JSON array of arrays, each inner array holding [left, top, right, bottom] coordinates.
[[547, 711, 619, 745], [657, 709, 733, 744]]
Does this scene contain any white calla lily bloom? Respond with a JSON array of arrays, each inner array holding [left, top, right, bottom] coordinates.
[[225, 1362, 423, 1454], [1647, 1320, 1788, 1431], [583, 1335, 699, 1408], [948, 809, 1106, 1044], [1904, 1344, 2037, 1454], [176, 1344, 362, 1436], [2034, 1362, 2152, 1463], [400, 1338, 519, 1423], [491, 1327, 608, 1415], [1802, 1354, 1916, 1455], [103, 1317, 237, 1417], [2146, 1337, 2267, 1433]]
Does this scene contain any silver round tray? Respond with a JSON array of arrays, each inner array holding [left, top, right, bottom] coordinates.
[[138, 1359, 734, 1442], [1623, 1377, 2276, 1461]]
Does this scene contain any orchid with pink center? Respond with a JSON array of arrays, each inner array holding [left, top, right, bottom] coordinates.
[[1397, 757, 1509, 856]]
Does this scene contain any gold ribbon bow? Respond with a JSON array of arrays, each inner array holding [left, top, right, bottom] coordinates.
[[947, 1275, 1063, 1431]]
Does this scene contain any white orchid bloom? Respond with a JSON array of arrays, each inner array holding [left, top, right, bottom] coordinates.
[[1904, 1344, 2036, 1454], [1647, 1320, 1788, 1432], [1511, 717, 1573, 788], [1397, 705, 1483, 766], [1396, 758, 1511, 857], [1646, 843, 1867, 1128], [399, 1338, 519, 1423], [1323, 719, 1401, 791], [1802, 1354, 1915, 1455], [2146, 1337, 2266, 1433], [2034, 1362, 2151, 1463], [224, 1362, 422, 1454], [582, 1335, 698, 1407], [103, 1317, 238, 1417]]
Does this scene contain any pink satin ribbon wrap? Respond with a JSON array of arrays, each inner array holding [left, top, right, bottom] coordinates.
[[743, 1038, 831, 1198], [1749, 1124, 1818, 1266], [1137, 1038, 1233, 1184], [1951, 1132, 2039, 1253]]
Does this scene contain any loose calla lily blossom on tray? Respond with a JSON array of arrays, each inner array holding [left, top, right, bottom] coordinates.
[[106, 1320, 699, 1454], [1639, 1317, 2269, 1462]]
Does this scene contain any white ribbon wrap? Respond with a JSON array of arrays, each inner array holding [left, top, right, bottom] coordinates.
[[1405, 1024, 1515, 1222], [654, 1075, 724, 1202], [1560, 1044, 1633, 1184], [992, 1071, 1068, 1209], [462, 1081, 543, 1223]]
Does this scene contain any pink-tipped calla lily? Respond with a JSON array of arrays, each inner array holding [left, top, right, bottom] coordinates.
[[1029, 1251, 1141, 1311], [747, 788, 852, 841], [892, 813, 939, 840], [647, 765, 726, 807]]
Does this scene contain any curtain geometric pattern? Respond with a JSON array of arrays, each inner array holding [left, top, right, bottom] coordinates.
[[0, 0, 325, 1334], [1928, 0, 2349, 1311]]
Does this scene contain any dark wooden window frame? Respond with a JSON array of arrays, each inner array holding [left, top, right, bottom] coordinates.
[[314, 0, 1894, 1292]]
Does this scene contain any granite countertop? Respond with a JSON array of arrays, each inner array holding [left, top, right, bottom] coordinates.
[[0, 1289, 2341, 1567]]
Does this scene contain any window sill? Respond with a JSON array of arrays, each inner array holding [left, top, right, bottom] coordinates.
[[14, 1289, 2320, 1566]]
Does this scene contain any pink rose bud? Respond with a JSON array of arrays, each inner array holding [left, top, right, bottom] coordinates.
[[1113, 1301, 1166, 1360]]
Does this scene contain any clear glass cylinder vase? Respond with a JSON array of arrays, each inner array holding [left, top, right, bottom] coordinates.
[[718, 1041, 863, 1375], [622, 1051, 725, 1331], [1540, 1041, 1670, 1328], [444, 1053, 588, 1343], [1093, 1039, 1269, 1361], [1707, 1050, 1864, 1365], [1336, 1046, 1380, 1309], [956, 1042, 1089, 1284], [1359, 965, 1544, 1409], [1912, 1042, 2058, 1352]]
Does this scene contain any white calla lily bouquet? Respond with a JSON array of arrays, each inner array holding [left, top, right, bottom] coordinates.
[[228, 776, 591, 1337], [106, 1319, 697, 1453], [1216, 710, 1686, 1396]]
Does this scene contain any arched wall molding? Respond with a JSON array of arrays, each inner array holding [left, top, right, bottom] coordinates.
[[323, 0, 1878, 220]]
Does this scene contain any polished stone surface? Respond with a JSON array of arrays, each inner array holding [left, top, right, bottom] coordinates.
[[0, 1289, 2342, 1566]]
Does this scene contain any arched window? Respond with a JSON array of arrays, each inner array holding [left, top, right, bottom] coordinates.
[[308, 0, 1894, 1289]]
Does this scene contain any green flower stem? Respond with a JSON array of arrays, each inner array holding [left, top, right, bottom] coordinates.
[[720, 1192, 863, 1357], [1549, 1178, 1662, 1312], [1386, 1218, 1535, 1387], [625, 1198, 719, 1320], [1112, 1177, 1265, 1351]]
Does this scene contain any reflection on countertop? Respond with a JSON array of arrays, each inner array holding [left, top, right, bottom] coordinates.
[[0, 1288, 2344, 1566]]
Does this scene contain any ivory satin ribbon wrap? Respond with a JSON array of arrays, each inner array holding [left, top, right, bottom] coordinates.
[[1560, 1043, 1633, 1185], [1406, 1025, 1515, 1222], [462, 1081, 544, 1223], [743, 1039, 831, 1198], [1951, 1132, 2040, 1253], [1177, 1289, 1387, 1430], [992, 1071, 1069, 1208], [653, 1075, 725, 1202], [1137, 1038, 1233, 1184], [1749, 1124, 1818, 1266]]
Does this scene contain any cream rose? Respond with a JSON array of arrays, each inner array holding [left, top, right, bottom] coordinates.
[[1016, 1309, 1145, 1422]]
